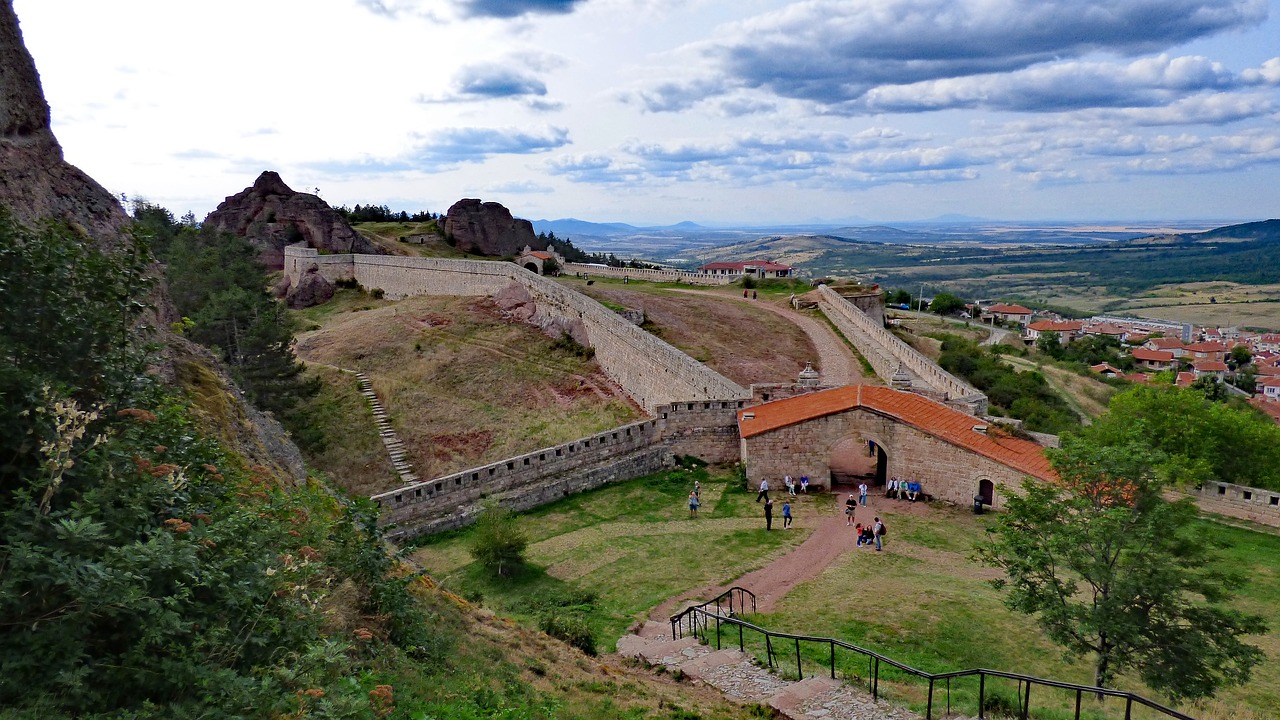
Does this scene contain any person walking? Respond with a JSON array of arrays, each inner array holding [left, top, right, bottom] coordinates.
[[873, 517, 885, 551], [764, 498, 774, 531], [756, 478, 770, 503], [782, 500, 792, 529], [688, 490, 700, 517], [845, 493, 857, 525], [858, 482, 868, 507]]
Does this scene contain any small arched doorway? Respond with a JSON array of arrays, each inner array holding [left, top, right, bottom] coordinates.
[[828, 434, 887, 490], [524, 261, 542, 275], [977, 478, 995, 506]]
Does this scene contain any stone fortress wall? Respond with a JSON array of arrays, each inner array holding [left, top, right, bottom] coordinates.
[[285, 245, 750, 537], [816, 285, 988, 415], [561, 262, 735, 286], [284, 247, 748, 412], [374, 400, 746, 540], [1187, 481, 1280, 528]]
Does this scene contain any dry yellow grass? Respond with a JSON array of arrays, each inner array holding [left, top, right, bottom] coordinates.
[[294, 294, 642, 495]]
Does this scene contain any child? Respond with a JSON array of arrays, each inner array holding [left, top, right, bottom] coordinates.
[[854, 522, 865, 546], [800, 476, 809, 494], [782, 500, 792, 529], [688, 490, 700, 517]]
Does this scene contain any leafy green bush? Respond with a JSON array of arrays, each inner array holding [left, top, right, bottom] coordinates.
[[538, 613, 597, 655], [469, 505, 529, 577]]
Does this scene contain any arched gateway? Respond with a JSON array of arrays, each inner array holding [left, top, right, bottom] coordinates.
[[737, 385, 1054, 510]]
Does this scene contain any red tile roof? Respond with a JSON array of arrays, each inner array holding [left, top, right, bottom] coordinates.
[[1028, 319, 1083, 332], [987, 303, 1032, 315], [1131, 348, 1174, 362], [1089, 323, 1127, 335], [1193, 360, 1228, 372], [1248, 397, 1280, 424], [1148, 338, 1185, 350], [527, 251, 554, 259], [1185, 341, 1228, 353], [1257, 376, 1280, 387], [737, 385, 1055, 481], [1176, 371, 1195, 387]]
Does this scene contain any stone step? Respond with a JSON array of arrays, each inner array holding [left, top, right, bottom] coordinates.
[[766, 676, 842, 716], [617, 634, 705, 667]]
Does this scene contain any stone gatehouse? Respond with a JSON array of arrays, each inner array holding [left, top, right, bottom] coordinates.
[[737, 385, 1054, 510]]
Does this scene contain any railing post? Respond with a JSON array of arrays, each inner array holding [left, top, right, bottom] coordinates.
[[739, 622, 744, 651], [830, 641, 836, 680], [868, 656, 873, 694], [979, 672, 985, 719], [671, 618, 677, 641], [873, 657, 879, 700], [1125, 696, 1133, 720], [1021, 680, 1030, 720], [947, 677, 951, 717], [927, 678, 934, 720], [1075, 689, 1082, 720], [795, 638, 803, 680], [766, 634, 774, 669], [715, 615, 721, 650]]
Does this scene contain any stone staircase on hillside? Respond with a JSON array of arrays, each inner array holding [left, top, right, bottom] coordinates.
[[617, 620, 972, 720], [355, 373, 418, 485]]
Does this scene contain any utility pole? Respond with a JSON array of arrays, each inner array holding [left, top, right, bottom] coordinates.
[[919, 282, 926, 313]]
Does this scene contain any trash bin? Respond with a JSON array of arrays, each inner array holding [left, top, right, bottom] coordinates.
[[972, 495, 985, 515]]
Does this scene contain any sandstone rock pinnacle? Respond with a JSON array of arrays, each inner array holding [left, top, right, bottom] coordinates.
[[0, 0, 129, 242], [203, 171, 385, 268], [443, 198, 546, 257]]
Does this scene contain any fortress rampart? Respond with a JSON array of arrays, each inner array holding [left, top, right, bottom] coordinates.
[[285, 247, 748, 412], [561, 262, 735, 286], [373, 400, 745, 539], [817, 285, 987, 415]]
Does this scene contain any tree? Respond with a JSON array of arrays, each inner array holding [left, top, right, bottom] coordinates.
[[1229, 345, 1252, 370], [1036, 329, 1063, 359], [469, 504, 528, 577], [979, 435, 1267, 702], [928, 291, 966, 315]]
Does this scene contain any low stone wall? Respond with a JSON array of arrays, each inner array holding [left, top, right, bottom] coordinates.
[[374, 418, 666, 540], [1187, 481, 1280, 528], [562, 262, 736, 286], [284, 246, 748, 412], [373, 398, 750, 539], [817, 285, 987, 415]]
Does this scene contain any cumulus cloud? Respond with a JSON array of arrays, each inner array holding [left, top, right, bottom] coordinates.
[[356, 0, 587, 20], [412, 126, 570, 165], [420, 54, 566, 110], [637, 0, 1268, 113], [548, 128, 989, 189], [844, 54, 1238, 114], [453, 65, 547, 99]]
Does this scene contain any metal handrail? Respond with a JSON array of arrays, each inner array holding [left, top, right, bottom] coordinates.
[[668, 604, 1196, 720]]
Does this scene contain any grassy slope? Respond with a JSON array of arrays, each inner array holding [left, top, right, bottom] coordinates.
[[559, 276, 819, 386], [293, 292, 642, 496], [294, 365, 398, 497]]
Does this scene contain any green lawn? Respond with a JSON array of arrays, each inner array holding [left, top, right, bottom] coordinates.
[[410, 466, 817, 647], [410, 473, 1280, 720]]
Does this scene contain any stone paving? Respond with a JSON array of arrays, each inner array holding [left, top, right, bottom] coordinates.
[[618, 619, 977, 720]]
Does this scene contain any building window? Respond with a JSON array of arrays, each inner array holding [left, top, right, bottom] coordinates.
[[1243, 491, 1253, 500]]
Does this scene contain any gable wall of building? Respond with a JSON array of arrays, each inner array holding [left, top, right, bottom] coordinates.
[[740, 407, 1029, 509]]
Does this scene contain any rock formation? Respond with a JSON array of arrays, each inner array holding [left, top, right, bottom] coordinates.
[[280, 261, 336, 309], [204, 171, 384, 268], [0, 2, 128, 242], [443, 198, 545, 257]]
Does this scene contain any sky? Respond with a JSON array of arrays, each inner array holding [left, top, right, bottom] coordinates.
[[12, 0, 1280, 225]]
